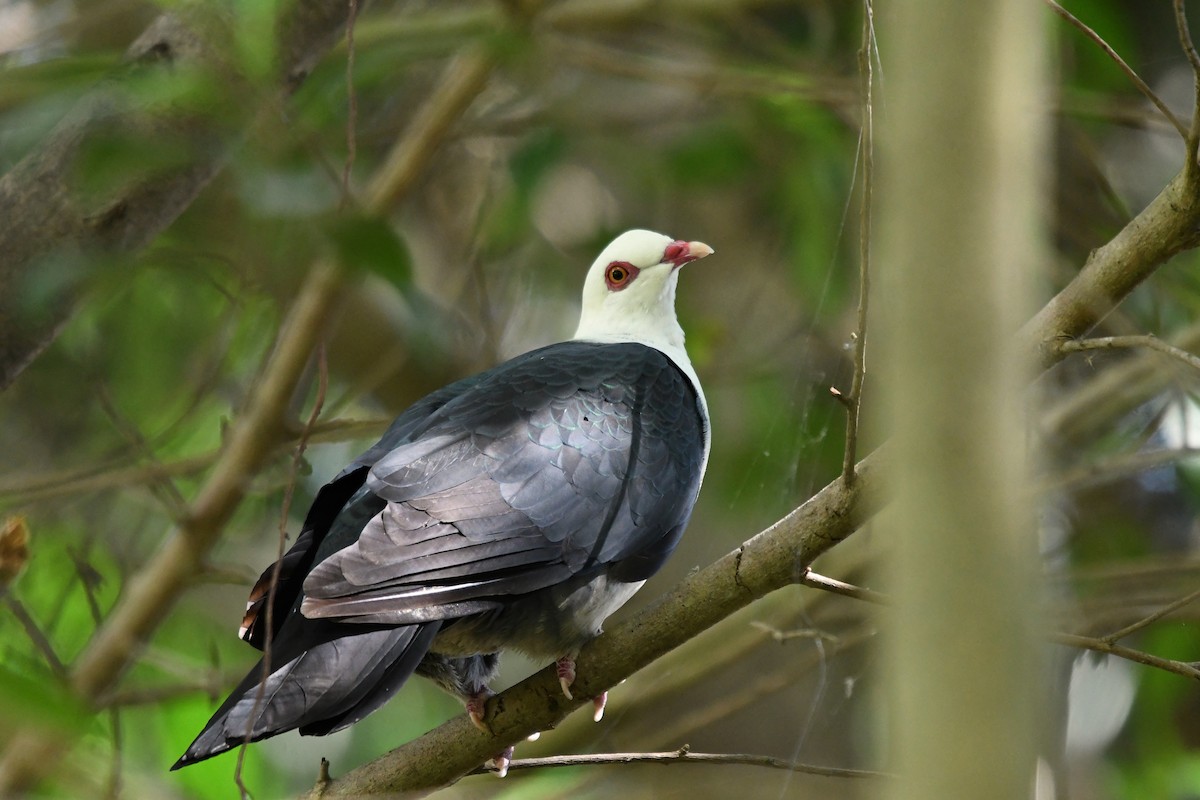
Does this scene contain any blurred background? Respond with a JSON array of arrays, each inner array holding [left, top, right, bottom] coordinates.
[[1, 0, 1200, 797]]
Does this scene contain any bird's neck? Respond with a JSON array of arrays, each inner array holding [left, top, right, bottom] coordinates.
[[571, 309, 687, 357]]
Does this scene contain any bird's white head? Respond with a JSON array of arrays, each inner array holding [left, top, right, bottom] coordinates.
[[573, 229, 713, 355]]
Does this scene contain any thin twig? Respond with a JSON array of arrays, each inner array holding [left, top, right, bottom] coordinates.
[[102, 709, 122, 800], [94, 383, 189, 522], [1039, 446, 1200, 494], [3, 597, 66, 678], [749, 620, 842, 644], [1101, 585, 1200, 644], [841, 0, 874, 487], [1050, 631, 1200, 681], [341, 0, 359, 207], [1056, 334, 1200, 373], [0, 418, 386, 508], [364, 47, 496, 211], [1044, 0, 1188, 139], [1173, 0, 1200, 175], [472, 745, 892, 779], [800, 569, 888, 605], [100, 671, 248, 708], [546, 36, 856, 107]]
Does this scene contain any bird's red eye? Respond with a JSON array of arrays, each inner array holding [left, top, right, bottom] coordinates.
[[605, 261, 638, 290]]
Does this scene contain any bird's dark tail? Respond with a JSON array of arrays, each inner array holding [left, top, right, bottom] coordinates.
[[171, 622, 439, 769]]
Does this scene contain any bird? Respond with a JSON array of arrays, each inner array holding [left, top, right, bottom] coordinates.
[[172, 229, 713, 774]]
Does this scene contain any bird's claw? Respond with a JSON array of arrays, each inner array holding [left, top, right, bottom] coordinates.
[[466, 688, 494, 733], [592, 691, 608, 723], [555, 656, 607, 721], [556, 656, 576, 699], [489, 746, 515, 778]]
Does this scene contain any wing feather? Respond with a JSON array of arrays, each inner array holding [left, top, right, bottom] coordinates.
[[300, 342, 705, 624]]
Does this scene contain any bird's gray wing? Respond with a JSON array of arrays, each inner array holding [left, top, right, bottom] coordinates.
[[300, 341, 705, 624], [239, 374, 483, 649]]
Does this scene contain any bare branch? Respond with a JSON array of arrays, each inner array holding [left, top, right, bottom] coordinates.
[[800, 569, 888, 605], [1101, 585, 1200, 644], [3, 597, 67, 678], [1056, 334, 1200, 373], [1041, 447, 1200, 494], [1051, 631, 1200, 681], [749, 620, 842, 643], [1173, 0, 1200, 171], [1017, 170, 1200, 366], [0, 418, 386, 508], [841, 0, 874, 487], [1044, 0, 1187, 139], [469, 745, 892, 779]]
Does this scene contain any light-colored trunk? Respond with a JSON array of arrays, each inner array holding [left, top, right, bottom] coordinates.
[[876, 2, 1048, 798]]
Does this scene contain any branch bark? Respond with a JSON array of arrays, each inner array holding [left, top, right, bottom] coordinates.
[[0, 1, 360, 390], [1017, 163, 1200, 370]]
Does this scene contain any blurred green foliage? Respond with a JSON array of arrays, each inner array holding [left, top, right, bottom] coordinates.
[[1, 1, 1200, 798]]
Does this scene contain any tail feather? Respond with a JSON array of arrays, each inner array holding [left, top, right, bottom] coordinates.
[[172, 622, 439, 769]]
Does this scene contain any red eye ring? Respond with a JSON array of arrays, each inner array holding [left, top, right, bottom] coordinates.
[[605, 261, 638, 290]]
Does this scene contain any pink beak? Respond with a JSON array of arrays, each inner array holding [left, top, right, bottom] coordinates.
[[662, 239, 715, 268]]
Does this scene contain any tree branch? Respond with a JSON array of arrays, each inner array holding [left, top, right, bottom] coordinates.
[[1055, 334, 1200, 373], [1017, 162, 1200, 369], [1044, 0, 1187, 139], [1050, 632, 1200, 681], [840, 0, 874, 487], [469, 745, 892, 780]]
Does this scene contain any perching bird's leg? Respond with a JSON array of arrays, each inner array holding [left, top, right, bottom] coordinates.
[[592, 690, 608, 722], [556, 655, 577, 699], [488, 746, 515, 778], [465, 687, 514, 778], [465, 687, 494, 733], [556, 655, 607, 721]]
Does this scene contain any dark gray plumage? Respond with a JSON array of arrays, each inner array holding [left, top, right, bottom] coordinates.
[[172, 230, 712, 771]]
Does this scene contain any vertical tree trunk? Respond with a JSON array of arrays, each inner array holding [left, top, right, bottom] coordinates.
[[876, 2, 1047, 798]]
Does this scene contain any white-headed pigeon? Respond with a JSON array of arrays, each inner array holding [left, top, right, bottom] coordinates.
[[173, 229, 713, 772]]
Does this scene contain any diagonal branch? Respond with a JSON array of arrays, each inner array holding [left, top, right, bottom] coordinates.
[[1045, 0, 1187, 139], [1050, 632, 1200, 681], [474, 746, 892, 779], [1173, 0, 1200, 174], [1017, 163, 1200, 368]]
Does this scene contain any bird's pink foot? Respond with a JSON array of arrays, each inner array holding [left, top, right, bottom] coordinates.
[[592, 690, 608, 722], [488, 745, 515, 778], [556, 655, 577, 699], [555, 656, 607, 722], [466, 688, 494, 733]]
